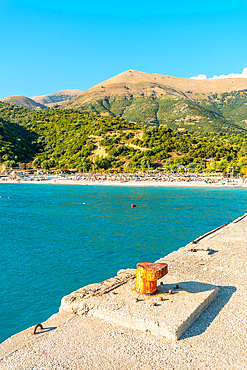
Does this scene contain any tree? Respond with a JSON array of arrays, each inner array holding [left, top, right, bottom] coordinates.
[[32, 158, 41, 168], [94, 156, 110, 170], [77, 158, 92, 172], [47, 159, 55, 168], [41, 160, 50, 170], [195, 164, 202, 172], [5, 160, 15, 168], [141, 157, 151, 172]]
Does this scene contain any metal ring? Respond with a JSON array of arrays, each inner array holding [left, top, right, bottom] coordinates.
[[33, 323, 43, 335]]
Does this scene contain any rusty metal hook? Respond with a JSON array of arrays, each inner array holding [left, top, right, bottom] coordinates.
[[33, 323, 44, 335]]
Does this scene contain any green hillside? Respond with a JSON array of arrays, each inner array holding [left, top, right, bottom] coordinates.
[[65, 93, 247, 136], [199, 90, 247, 128], [0, 101, 247, 175]]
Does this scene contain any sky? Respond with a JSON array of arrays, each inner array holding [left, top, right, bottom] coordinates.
[[1, 0, 247, 97]]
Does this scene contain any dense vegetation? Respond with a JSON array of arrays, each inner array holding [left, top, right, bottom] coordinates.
[[64, 91, 247, 136], [199, 90, 247, 128], [0, 101, 247, 176]]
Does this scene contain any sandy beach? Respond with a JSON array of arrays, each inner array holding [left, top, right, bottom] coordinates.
[[1, 173, 247, 188]]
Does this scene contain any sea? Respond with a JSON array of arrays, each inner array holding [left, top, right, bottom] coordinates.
[[1, 183, 247, 343]]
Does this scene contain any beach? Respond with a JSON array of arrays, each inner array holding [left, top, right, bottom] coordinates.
[[1, 172, 247, 188]]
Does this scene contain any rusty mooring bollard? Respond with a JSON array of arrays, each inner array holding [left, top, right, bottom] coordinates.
[[136, 262, 168, 294]]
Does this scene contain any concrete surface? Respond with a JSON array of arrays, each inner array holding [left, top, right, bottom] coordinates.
[[65, 276, 218, 341]]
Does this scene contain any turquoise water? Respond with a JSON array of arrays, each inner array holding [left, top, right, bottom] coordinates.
[[0, 184, 247, 343]]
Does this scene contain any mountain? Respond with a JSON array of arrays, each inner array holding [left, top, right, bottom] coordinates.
[[31, 89, 83, 107], [0, 95, 47, 109], [2, 71, 247, 135], [77, 69, 247, 97], [0, 89, 83, 110], [62, 70, 247, 135]]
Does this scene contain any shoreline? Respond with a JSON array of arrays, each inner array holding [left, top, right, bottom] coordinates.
[[1, 178, 247, 188]]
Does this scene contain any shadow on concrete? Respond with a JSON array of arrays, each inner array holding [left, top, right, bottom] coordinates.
[[180, 285, 236, 340], [157, 281, 218, 294], [35, 326, 57, 335], [208, 249, 218, 255]]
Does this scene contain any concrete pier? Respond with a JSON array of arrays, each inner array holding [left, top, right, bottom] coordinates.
[[1, 214, 246, 369]]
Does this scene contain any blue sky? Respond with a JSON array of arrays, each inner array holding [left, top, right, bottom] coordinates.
[[1, 0, 247, 97]]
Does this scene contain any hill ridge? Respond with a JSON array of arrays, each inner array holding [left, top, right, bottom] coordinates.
[[31, 89, 83, 107], [89, 69, 247, 95], [0, 95, 47, 109]]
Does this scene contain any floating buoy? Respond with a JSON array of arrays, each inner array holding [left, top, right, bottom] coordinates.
[[131, 204, 136, 208], [8, 196, 11, 199]]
